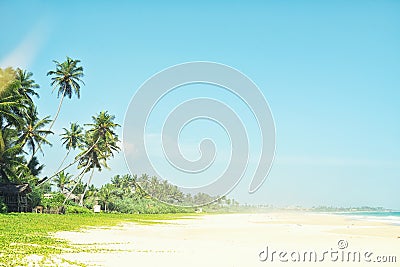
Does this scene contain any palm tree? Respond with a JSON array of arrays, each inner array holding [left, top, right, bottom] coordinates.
[[0, 145, 27, 182], [0, 94, 24, 125], [0, 68, 25, 180], [0, 67, 20, 98], [85, 184, 98, 198], [0, 129, 27, 182], [85, 111, 120, 156], [54, 171, 73, 192], [0, 67, 48, 186], [78, 132, 103, 171], [18, 107, 53, 159], [98, 183, 115, 212], [111, 174, 137, 195], [15, 68, 39, 103], [0, 94, 24, 154], [27, 156, 44, 177], [78, 111, 120, 205], [58, 122, 84, 170], [0, 68, 25, 131], [47, 57, 84, 130]]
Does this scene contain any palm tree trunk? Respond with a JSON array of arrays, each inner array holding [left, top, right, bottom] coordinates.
[[57, 149, 71, 172], [28, 140, 43, 166], [0, 129, 4, 153], [79, 167, 95, 206], [37, 157, 79, 186], [28, 88, 66, 162], [63, 160, 91, 205], [48, 87, 66, 131], [38, 137, 100, 187]]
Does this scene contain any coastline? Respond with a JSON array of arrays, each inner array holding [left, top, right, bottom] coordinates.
[[333, 211, 400, 226], [43, 212, 400, 267]]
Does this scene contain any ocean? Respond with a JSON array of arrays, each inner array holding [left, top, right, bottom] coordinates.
[[343, 211, 400, 226]]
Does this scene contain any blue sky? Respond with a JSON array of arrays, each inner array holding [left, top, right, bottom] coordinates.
[[1, 1, 399, 209]]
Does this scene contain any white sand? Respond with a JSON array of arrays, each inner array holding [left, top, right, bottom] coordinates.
[[50, 213, 399, 267]]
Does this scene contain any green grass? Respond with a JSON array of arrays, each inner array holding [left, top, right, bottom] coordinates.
[[0, 212, 197, 266]]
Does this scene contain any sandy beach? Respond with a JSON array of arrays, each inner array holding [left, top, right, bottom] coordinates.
[[48, 212, 400, 267]]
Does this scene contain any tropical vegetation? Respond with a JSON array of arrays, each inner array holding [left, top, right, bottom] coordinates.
[[0, 58, 238, 215]]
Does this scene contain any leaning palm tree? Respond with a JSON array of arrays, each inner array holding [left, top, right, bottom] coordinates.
[[46, 57, 84, 130], [76, 133, 106, 206], [63, 112, 120, 206], [78, 111, 120, 205], [58, 122, 84, 170], [85, 111, 120, 146]]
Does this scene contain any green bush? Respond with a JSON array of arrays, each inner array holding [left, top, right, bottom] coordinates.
[[83, 196, 96, 210], [65, 205, 92, 214], [108, 197, 192, 214], [27, 187, 42, 209], [40, 193, 67, 208], [27, 182, 52, 209]]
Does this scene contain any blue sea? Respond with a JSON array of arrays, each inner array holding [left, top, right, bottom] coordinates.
[[342, 211, 400, 226]]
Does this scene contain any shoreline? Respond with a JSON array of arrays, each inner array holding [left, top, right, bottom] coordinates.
[[302, 210, 400, 227]]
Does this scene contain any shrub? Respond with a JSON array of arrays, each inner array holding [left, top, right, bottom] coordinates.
[[40, 192, 67, 208], [109, 197, 192, 214], [83, 196, 96, 210], [27, 182, 52, 208], [65, 205, 92, 214]]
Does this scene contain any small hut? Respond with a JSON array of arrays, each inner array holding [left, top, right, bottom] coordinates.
[[0, 183, 31, 212], [61, 189, 80, 203]]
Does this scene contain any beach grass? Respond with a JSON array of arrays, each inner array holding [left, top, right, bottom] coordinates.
[[0, 212, 197, 266]]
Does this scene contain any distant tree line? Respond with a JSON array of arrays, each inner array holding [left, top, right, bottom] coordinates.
[[50, 173, 239, 213]]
